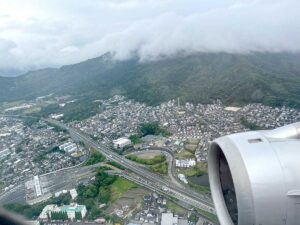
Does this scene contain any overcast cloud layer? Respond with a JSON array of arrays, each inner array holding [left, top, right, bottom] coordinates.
[[0, 0, 300, 73]]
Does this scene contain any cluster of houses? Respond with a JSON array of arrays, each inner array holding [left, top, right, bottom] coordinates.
[[0, 117, 84, 191]]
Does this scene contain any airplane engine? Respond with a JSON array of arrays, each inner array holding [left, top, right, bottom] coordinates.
[[208, 122, 300, 225]]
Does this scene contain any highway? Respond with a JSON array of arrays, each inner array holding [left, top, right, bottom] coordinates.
[[107, 170, 217, 223], [44, 119, 215, 214], [125, 149, 184, 188], [0, 115, 216, 223]]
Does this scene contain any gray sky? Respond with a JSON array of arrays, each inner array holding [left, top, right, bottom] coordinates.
[[0, 0, 299, 73]]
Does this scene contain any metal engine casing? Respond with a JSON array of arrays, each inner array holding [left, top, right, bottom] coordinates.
[[208, 123, 300, 225]]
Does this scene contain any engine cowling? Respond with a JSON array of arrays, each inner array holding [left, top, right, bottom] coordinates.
[[208, 122, 300, 225]]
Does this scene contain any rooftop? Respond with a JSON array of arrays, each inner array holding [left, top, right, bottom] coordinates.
[[60, 204, 85, 212]]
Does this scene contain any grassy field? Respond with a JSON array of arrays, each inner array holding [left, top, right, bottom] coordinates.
[[197, 208, 219, 224], [179, 162, 208, 177], [150, 161, 168, 175], [196, 162, 208, 172], [184, 138, 199, 154], [23, 106, 41, 114], [178, 162, 210, 194], [188, 182, 210, 194], [166, 200, 187, 215], [176, 150, 194, 159], [180, 167, 203, 177], [135, 152, 161, 159], [126, 154, 166, 165], [110, 177, 138, 202]]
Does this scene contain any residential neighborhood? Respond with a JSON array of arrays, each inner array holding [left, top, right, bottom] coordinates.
[[70, 95, 300, 163], [1, 95, 300, 225], [0, 117, 86, 191]]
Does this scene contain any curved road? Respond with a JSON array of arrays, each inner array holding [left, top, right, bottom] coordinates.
[[126, 149, 184, 188], [0, 115, 216, 223], [44, 118, 215, 212]]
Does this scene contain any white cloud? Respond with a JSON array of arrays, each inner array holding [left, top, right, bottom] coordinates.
[[0, 0, 299, 72]]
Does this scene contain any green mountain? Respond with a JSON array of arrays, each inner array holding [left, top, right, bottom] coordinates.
[[1, 52, 300, 107]]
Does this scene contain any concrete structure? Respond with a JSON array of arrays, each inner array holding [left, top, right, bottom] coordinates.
[[50, 114, 64, 120], [61, 204, 87, 220], [128, 222, 142, 225], [178, 218, 188, 225], [39, 204, 87, 221], [113, 137, 131, 149], [39, 205, 57, 220], [69, 188, 78, 199], [178, 174, 188, 184], [161, 213, 178, 225], [59, 142, 78, 153], [224, 106, 241, 112], [175, 159, 196, 168], [54, 189, 68, 197], [25, 221, 40, 225], [95, 218, 106, 224], [33, 176, 42, 197]]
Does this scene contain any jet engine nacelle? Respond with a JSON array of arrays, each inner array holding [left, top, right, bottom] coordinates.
[[208, 122, 300, 225]]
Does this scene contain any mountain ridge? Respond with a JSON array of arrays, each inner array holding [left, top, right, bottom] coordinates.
[[1, 52, 300, 107]]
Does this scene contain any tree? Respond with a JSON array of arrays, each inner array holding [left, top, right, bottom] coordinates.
[[75, 211, 82, 220], [84, 184, 98, 198], [84, 150, 105, 166], [140, 122, 160, 136], [129, 134, 142, 144], [140, 122, 171, 137], [98, 186, 111, 203], [83, 199, 95, 210], [51, 193, 71, 205], [89, 206, 101, 220], [240, 117, 263, 130], [63, 211, 68, 221]]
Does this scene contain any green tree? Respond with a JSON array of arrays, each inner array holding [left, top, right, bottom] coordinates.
[[240, 117, 263, 130], [129, 134, 142, 144], [63, 211, 68, 221], [75, 211, 82, 220], [98, 186, 111, 203], [83, 184, 98, 198], [140, 122, 171, 137], [89, 206, 101, 220], [84, 150, 106, 166], [126, 154, 166, 165]]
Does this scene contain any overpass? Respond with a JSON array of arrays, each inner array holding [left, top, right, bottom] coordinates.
[[44, 119, 216, 214]]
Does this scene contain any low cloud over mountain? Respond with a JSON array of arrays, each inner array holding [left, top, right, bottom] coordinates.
[[1, 0, 300, 74]]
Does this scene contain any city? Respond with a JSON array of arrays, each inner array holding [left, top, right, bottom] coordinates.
[[1, 95, 300, 225], [0, 1, 299, 225]]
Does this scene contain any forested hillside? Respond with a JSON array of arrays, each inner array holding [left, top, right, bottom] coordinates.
[[1, 52, 300, 107]]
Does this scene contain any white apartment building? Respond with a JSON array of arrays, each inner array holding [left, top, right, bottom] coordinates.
[[113, 137, 131, 149], [175, 159, 196, 168]]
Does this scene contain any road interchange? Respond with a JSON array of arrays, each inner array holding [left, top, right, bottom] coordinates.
[[0, 115, 217, 224], [44, 119, 215, 214]]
